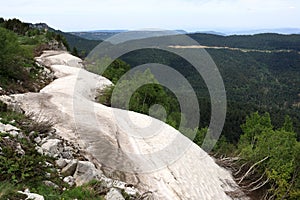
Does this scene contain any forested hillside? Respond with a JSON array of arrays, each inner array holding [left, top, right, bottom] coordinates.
[[0, 18, 69, 94], [189, 33, 300, 51], [118, 39, 300, 143], [85, 32, 300, 199]]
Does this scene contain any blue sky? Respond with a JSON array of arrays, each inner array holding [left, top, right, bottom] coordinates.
[[1, 0, 299, 32]]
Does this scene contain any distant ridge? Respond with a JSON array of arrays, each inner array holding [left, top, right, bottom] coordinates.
[[223, 28, 300, 35], [192, 31, 226, 36], [69, 29, 187, 40]]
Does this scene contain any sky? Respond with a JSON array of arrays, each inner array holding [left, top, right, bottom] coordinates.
[[1, 0, 300, 32]]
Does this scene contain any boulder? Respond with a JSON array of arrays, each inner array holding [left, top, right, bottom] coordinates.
[[34, 136, 42, 144], [43, 180, 59, 189], [0, 123, 20, 133], [55, 158, 68, 169], [61, 159, 78, 176], [41, 139, 62, 157], [9, 130, 19, 137], [35, 146, 44, 155], [18, 189, 44, 200], [105, 188, 125, 200], [73, 161, 101, 186], [16, 143, 25, 156], [63, 176, 75, 187], [0, 95, 23, 113]]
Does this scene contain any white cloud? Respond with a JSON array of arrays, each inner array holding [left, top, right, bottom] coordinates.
[[1, 0, 300, 31]]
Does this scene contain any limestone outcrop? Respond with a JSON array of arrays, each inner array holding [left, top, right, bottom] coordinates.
[[5, 50, 248, 200]]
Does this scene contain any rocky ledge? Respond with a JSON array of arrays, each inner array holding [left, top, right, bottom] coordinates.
[[0, 119, 140, 200], [1, 50, 249, 200]]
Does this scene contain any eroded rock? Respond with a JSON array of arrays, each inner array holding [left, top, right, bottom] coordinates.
[[73, 161, 102, 186], [41, 139, 62, 158], [63, 176, 75, 187], [11, 51, 249, 200], [56, 158, 68, 169], [18, 189, 44, 200], [61, 159, 78, 176], [105, 188, 125, 200], [43, 180, 59, 189]]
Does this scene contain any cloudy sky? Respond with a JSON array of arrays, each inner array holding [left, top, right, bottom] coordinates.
[[1, 0, 299, 32]]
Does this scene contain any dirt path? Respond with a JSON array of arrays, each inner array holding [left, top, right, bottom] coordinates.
[[169, 45, 300, 54]]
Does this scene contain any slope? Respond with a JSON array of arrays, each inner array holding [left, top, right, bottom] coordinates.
[[10, 50, 249, 199]]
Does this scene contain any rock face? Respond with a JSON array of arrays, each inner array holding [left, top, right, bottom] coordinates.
[[18, 189, 44, 200], [61, 159, 78, 176], [41, 139, 62, 158], [105, 188, 125, 200], [9, 51, 248, 199]]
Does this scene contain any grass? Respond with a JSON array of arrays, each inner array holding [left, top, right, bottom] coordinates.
[[0, 182, 26, 200], [0, 180, 106, 200]]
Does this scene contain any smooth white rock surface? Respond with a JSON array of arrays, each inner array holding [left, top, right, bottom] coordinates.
[[11, 51, 248, 200]]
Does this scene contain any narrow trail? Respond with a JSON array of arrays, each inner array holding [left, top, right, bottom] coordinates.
[[169, 45, 300, 54]]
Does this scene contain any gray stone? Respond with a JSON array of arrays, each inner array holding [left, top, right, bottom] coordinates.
[[61, 151, 73, 159], [43, 67, 51, 75], [34, 136, 42, 144], [63, 176, 75, 187], [61, 159, 78, 176], [40, 137, 49, 145], [43, 181, 59, 189], [0, 95, 23, 113], [4, 124, 20, 132], [58, 146, 64, 152], [41, 139, 62, 157], [55, 158, 68, 169], [100, 176, 138, 196], [35, 146, 44, 155], [18, 189, 44, 200], [45, 162, 53, 167], [45, 172, 51, 178], [9, 130, 19, 137], [105, 188, 125, 200], [64, 146, 74, 151], [16, 143, 25, 156], [17, 132, 25, 139], [73, 161, 101, 186]]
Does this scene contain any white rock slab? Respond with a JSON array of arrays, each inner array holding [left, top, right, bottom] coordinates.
[[12, 51, 248, 200]]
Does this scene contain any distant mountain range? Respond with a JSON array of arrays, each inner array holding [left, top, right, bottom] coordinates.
[[223, 28, 300, 35], [69, 28, 300, 40]]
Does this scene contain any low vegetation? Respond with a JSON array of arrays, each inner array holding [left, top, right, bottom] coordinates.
[[0, 18, 70, 94], [88, 58, 183, 129], [0, 101, 107, 199], [233, 113, 299, 199]]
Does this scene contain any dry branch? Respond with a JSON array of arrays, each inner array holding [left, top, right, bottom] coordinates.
[[237, 156, 269, 184], [249, 178, 269, 191]]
